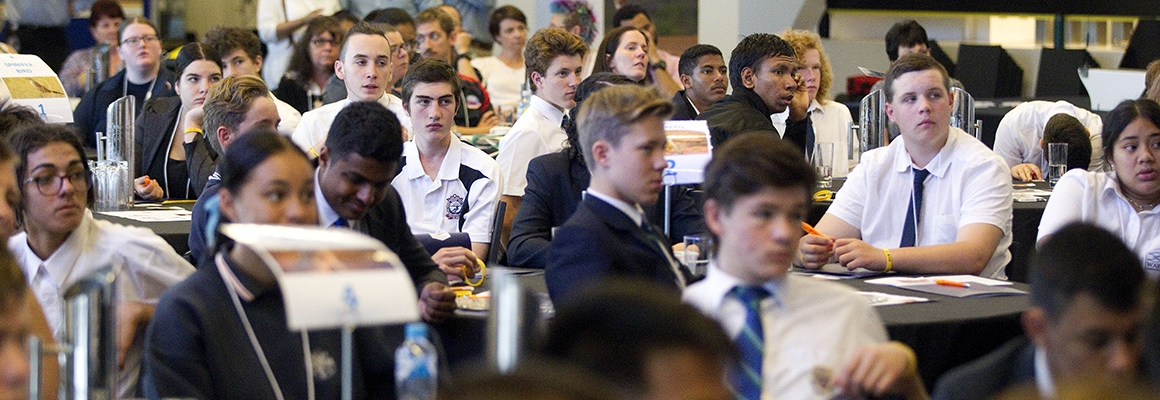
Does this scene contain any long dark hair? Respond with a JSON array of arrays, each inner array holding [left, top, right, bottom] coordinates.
[[175, 42, 223, 80], [591, 26, 652, 84], [285, 16, 343, 86], [1102, 99, 1160, 165], [563, 72, 639, 167]]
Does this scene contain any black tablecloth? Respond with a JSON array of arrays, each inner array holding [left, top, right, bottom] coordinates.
[[92, 201, 195, 256], [838, 277, 1028, 389]]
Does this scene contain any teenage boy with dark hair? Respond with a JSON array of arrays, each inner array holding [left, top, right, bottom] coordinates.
[[315, 100, 455, 322], [292, 21, 411, 157], [697, 33, 809, 151], [672, 44, 728, 120], [800, 53, 1012, 279], [204, 26, 302, 136], [392, 58, 501, 281], [545, 84, 684, 302], [685, 131, 928, 400], [933, 223, 1147, 400], [495, 27, 588, 243]]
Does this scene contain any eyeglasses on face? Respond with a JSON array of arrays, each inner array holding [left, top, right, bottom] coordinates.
[[121, 35, 159, 47], [24, 170, 90, 196]]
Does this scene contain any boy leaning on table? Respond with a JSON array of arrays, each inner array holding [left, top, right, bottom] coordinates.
[[683, 132, 928, 400], [798, 53, 1013, 279]]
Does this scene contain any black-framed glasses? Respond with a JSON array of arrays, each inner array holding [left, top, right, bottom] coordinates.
[[121, 35, 159, 47], [24, 170, 90, 195], [390, 43, 411, 55]]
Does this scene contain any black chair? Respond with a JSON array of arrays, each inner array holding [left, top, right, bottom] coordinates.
[[487, 199, 507, 266], [955, 44, 1023, 98], [1036, 48, 1098, 98]]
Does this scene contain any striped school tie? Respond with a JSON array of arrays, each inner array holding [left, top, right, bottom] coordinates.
[[728, 285, 768, 400]]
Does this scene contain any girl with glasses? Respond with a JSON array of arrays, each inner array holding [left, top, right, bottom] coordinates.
[[73, 16, 177, 150]]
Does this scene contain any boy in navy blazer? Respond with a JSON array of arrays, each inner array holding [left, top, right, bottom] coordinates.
[[545, 84, 686, 303]]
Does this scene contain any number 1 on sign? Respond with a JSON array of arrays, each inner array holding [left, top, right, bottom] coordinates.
[[37, 104, 45, 116]]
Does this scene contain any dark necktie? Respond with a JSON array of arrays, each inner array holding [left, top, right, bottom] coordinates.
[[728, 285, 768, 400], [560, 113, 571, 130], [900, 169, 931, 247], [333, 218, 349, 228], [804, 111, 816, 161], [640, 220, 686, 289]]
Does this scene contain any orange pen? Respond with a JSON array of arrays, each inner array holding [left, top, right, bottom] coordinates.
[[801, 221, 830, 239], [934, 279, 970, 288]]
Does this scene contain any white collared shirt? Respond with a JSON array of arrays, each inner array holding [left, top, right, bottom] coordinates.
[[9, 210, 195, 396], [290, 93, 412, 156], [1037, 169, 1160, 275], [992, 100, 1106, 172], [828, 127, 1013, 279], [496, 95, 568, 196], [683, 263, 887, 400], [584, 188, 645, 227], [313, 169, 359, 230], [391, 138, 502, 243], [269, 92, 302, 136], [1034, 346, 1057, 399], [772, 99, 854, 177]]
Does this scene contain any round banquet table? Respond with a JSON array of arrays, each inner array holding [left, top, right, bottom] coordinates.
[[440, 267, 1028, 391]]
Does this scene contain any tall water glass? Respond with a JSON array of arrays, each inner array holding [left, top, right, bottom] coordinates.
[[813, 142, 835, 189], [1048, 142, 1068, 188]]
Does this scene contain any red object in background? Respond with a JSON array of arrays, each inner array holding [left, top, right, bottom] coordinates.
[[847, 76, 883, 98]]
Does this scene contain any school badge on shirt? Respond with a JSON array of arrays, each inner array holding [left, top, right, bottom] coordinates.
[[1146, 249, 1160, 273], [446, 193, 464, 220]]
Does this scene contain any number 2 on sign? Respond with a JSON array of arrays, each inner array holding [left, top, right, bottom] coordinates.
[[37, 104, 45, 117]]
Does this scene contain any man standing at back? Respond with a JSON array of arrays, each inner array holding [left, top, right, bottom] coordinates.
[[292, 21, 411, 156], [495, 27, 587, 243], [697, 33, 808, 151], [546, 84, 685, 303], [799, 54, 1012, 278]]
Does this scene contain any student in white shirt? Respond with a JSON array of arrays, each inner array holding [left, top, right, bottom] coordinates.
[[292, 22, 412, 156], [7, 125, 194, 397], [1037, 99, 1160, 274], [772, 29, 854, 177], [392, 58, 502, 267], [799, 54, 1012, 278], [993, 100, 1105, 181], [684, 132, 927, 400], [495, 27, 588, 242]]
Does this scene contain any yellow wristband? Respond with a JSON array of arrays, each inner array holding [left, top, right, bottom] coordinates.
[[882, 249, 893, 273], [183, 127, 204, 135]]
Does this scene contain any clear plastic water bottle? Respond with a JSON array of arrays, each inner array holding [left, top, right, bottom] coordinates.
[[395, 323, 438, 400], [515, 81, 532, 119]]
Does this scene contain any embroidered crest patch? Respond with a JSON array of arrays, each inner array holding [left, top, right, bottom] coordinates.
[[1146, 249, 1160, 273], [446, 193, 464, 219]]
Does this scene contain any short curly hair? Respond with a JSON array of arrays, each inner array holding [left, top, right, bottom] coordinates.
[[524, 27, 588, 91], [779, 29, 833, 104]]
